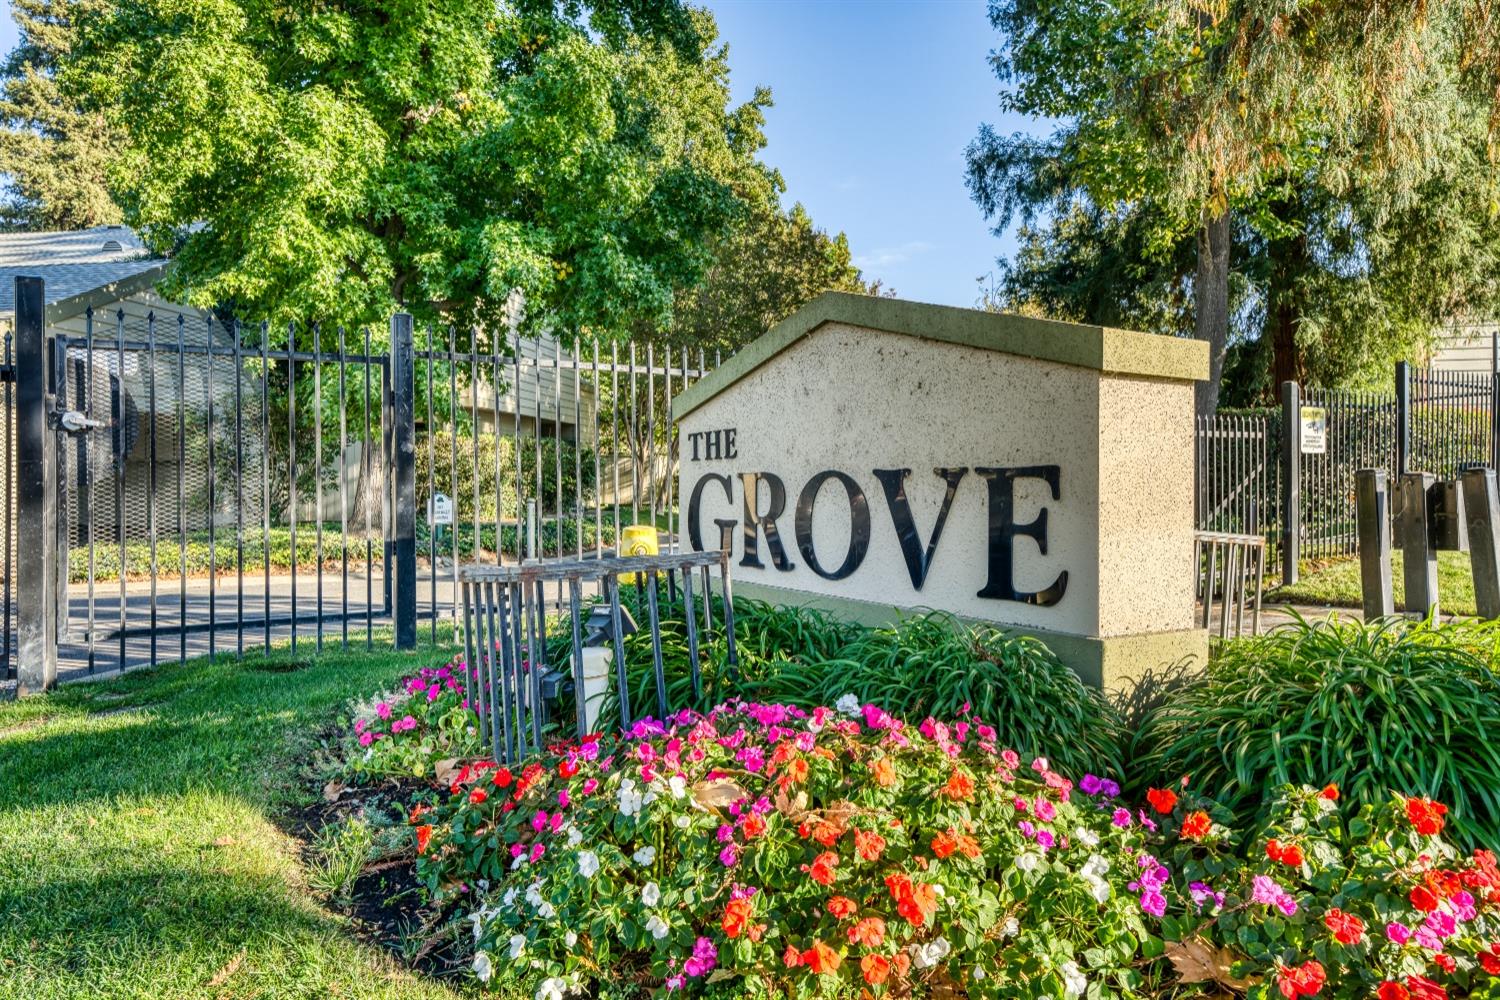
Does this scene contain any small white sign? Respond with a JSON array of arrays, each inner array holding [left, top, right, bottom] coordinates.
[[427, 492, 454, 525], [1300, 406, 1327, 455]]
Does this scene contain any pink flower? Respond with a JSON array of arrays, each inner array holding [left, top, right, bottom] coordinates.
[[1034, 797, 1057, 822], [358, 731, 375, 747], [532, 811, 549, 832], [557, 790, 571, 808], [1386, 922, 1412, 945], [1111, 808, 1132, 828]]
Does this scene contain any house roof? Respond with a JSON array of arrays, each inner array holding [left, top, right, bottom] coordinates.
[[672, 291, 1210, 421], [0, 225, 170, 320]]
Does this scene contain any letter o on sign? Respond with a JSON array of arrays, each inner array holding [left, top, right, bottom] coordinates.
[[794, 471, 871, 580]]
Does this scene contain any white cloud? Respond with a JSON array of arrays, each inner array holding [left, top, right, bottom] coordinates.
[[854, 240, 934, 270]]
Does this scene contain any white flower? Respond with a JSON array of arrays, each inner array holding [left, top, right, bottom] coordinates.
[[566, 824, 583, 847], [645, 914, 670, 940], [473, 950, 493, 983], [618, 779, 645, 817], [835, 693, 861, 716], [1084, 875, 1111, 903], [911, 937, 951, 970], [633, 845, 656, 866], [1080, 853, 1112, 902], [564, 930, 577, 948], [1074, 826, 1100, 847], [642, 881, 660, 907], [536, 977, 567, 1000], [468, 910, 485, 942], [1060, 960, 1088, 998], [932, 883, 946, 899], [674, 814, 691, 829], [1000, 916, 1019, 938], [537, 901, 556, 919], [1016, 852, 1041, 872], [525, 883, 546, 908], [668, 774, 688, 799], [577, 850, 600, 878], [507, 933, 526, 959], [974, 966, 986, 981], [477, 879, 490, 891], [510, 854, 526, 871], [502, 887, 519, 909]]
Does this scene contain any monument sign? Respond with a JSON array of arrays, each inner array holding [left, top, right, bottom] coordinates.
[[673, 293, 1209, 687]]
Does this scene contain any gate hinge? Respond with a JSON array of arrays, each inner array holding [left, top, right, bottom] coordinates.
[[55, 409, 107, 434]]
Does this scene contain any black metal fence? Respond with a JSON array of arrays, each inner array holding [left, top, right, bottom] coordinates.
[[1195, 364, 1498, 584], [2, 276, 713, 695]]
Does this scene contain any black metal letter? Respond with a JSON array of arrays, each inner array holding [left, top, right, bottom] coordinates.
[[740, 472, 794, 571], [873, 467, 967, 590], [794, 470, 870, 580], [975, 465, 1068, 606], [687, 472, 733, 552]]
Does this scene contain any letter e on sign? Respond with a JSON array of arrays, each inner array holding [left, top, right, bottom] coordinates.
[[1300, 406, 1327, 455]]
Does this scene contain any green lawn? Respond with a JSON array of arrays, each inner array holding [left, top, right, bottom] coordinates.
[[1268, 548, 1478, 616], [0, 635, 476, 1000]]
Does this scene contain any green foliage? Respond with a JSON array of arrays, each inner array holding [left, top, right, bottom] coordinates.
[[68, 2, 758, 336], [1132, 615, 1500, 848], [306, 816, 375, 908], [0, 0, 121, 228], [415, 431, 598, 525]]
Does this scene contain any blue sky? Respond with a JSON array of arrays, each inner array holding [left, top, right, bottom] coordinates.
[[0, 1, 1032, 307]]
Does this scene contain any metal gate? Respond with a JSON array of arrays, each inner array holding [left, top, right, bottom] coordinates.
[[4, 276, 710, 696]]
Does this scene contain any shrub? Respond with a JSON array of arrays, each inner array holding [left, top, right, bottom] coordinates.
[[1150, 783, 1500, 999], [1132, 616, 1500, 848], [347, 654, 485, 779], [410, 700, 1165, 999]]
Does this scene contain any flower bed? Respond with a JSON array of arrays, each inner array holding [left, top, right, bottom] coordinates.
[[343, 662, 1500, 999]]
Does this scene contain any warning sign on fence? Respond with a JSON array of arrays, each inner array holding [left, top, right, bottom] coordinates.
[[1300, 406, 1328, 454], [427, 492, 454, 525]]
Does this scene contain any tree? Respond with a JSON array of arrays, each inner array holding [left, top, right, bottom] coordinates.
[[68, 1, 758, 343], [967, 0, 1499, 413], [0, 0, 121, 229]]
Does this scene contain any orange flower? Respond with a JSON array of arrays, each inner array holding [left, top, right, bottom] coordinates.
[[848, 916, 886, 948], [953, 831, 981, 859], [826, 895, 858, 920], [1146, 787, 1178, 814], [931, 830, 958, 859], [861, 953, 892, 985], [854, 828, 886, 862], [415, 824, 433, 854], [722, 897, 755, 939], [1319, 784, 1339, 801], [872, 756, 897, 787], [782, 944, 802, 968], [1266, 838, 1304, 867], [941, 769, 975, 801], [810, 819, 844, 846], [1180, 810, 1211, 841], [804, 851, 839, 886], [893, 952, 911, 978], [801, 939, 841, 975], [885, 872, 938, 927], [783, 757, 810, 785], [741, 812, 767, 839]]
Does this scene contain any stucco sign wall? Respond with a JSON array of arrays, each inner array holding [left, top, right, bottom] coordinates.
[[673, 293, 1210, 687]]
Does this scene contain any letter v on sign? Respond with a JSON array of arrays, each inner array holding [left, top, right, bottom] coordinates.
[[872, 468, 968, 590]]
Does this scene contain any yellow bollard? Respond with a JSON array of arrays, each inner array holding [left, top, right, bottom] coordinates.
[[619, 524, 658, 583]]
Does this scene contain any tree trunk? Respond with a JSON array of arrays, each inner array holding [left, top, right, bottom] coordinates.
[[1194, 210, 1231, 418]]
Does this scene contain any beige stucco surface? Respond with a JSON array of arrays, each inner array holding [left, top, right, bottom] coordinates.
[[676, 300, 1206, 682]]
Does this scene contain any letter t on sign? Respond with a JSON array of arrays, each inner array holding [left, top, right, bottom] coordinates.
[[974, 466, 1068, 607]]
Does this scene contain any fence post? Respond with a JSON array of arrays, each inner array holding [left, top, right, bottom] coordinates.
[[1462, 467, 1500, 619], [1355, 468, 1394, 619], [391, 313, 416, 649], [15, 276, 56, 693], [1280, 381, 1301, 585], [1491, 372, 1499, 474], [1398, 470, 1438, 619], [1396, 360, 1411, 476]]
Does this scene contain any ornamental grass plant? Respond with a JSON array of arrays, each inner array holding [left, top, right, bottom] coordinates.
[[1132, 615, 1500, 849]]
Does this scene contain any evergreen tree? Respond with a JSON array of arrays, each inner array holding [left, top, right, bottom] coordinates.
[[0, 0, 120, 230]]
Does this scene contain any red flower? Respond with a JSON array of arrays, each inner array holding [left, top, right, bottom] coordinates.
[[1433, 953, 1455, 974], [804, 851, 839, 886], [1266, 839, 1305, 867], [1146, 787, 1178, 815], [468, 787, 488, 805], [1323, 908, 1365, 945], [1275, 959, 1326, 998], [491, 766, 513, 788], [854, 828, 886, 862], [722, 897, 755, 939], [558, 759, 579, 779], [1410, 884, 1441, 913], [1319, 784, 1339, 801], [801, 939, 841, 975], [740, 812, 766, 839], [1480, 943, 1500, 975], [415, 824, 433, 854], [826, 896, 857, 920], [1403, 976, 1448, 1000], [1378, 984, 1411, 1000], [1406, 797, 1448, 836], [1180, 810, 1212, 841], [848, 916, 885, 948], [860, 953, 892, 985], [782, 944, 801, 969], [885, 872, 938, 927]]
